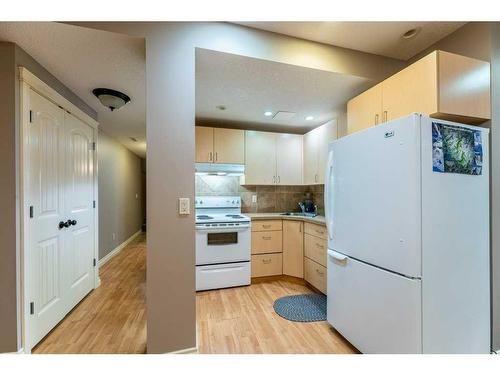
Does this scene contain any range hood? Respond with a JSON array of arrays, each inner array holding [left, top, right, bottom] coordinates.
[[195, 163, 245, 176]]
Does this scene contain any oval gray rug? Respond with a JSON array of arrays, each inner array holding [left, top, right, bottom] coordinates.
[[273, 293, 327, 322]]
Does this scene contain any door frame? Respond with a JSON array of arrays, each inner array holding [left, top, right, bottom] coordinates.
[[18, 67, 99, 353]]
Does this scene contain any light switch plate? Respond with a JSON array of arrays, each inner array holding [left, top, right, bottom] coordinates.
[[179, 198, 190, 215], [252, 195, 257, 203]]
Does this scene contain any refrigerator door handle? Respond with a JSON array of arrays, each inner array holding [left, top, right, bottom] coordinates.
[[328, 249, 347, 262], [324, 149, 334, 240]]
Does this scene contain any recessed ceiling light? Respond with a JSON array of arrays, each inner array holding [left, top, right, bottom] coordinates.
[[305, 116, 314, 121], [264, 111, 273, 117], [402, 27, 421, 40], [216, 105, 226, 111]]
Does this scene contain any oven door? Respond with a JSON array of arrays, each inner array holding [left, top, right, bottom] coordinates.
[[196, 224, 251, 265]]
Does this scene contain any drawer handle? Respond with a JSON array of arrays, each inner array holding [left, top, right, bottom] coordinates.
[[315, 242, 324, 249], [262, 259, 272, 264], [262, 236, 272, 240], [315, 229, 324, 235], [262, 225, 271, 229], [315, 269, 324, 276]]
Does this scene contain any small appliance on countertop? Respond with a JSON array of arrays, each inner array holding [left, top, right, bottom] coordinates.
[[195, 196, 251, 291], [298, 192, 318, 217]]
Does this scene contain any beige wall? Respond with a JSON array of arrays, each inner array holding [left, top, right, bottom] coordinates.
[[98, 130, 144, 260], [76, 21, 406, 353], [0, 42, 18, 353]]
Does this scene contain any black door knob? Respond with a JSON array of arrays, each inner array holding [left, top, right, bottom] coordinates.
[[69, 220, 77, 226], [59, 221, 69, 229]]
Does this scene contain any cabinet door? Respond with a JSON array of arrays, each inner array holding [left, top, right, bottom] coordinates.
[[303, 128, 319, 185], [347, 83, 382, 134], [283, 221, 303, 278], [213, 128, 245, 164], [245, 131, 276, 185], [382, 51, 437, 122], [316, 119, 337, 184], [276, 133, 302, 185], [195, 126, 214, 163]]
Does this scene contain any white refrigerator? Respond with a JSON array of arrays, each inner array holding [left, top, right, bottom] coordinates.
[[324, 113, 490, 353]]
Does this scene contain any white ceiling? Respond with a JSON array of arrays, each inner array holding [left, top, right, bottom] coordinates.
[[236, 22, 467, 60], [196, 49, 372, 134], [0, 22, 146, 158]]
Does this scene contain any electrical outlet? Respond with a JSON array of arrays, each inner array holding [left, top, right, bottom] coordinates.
[[112, 233, 116, 241], [252, 195, 257, 204], [179, 198, 190, 215], [135, 193, 139, 199]]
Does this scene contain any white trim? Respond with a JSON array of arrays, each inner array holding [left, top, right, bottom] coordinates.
[[18, 67, 98, 129], [168, 347, 198, 354], [98, 230, 142, 267]]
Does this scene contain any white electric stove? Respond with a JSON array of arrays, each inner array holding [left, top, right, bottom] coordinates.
[[195, 196, 251, 291]]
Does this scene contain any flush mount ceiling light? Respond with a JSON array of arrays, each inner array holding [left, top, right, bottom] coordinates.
[[92, 88, 131, 111], [264, 111, 273, 117], [402, 27, 421, 40], [305, 116, 315, 121]]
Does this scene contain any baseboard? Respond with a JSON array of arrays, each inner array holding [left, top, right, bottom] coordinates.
[[99, 229, 142, 267], [169, 346, 198, 354]]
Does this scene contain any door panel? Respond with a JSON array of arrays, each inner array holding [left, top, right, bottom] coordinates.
[[276, 133, 302, 185], [213, 128, 245, 164], [283, 221, 303, 278], [195, 126, 214, 162], [65, 113, 95, 309], [28, 90, 67, 348], [244, 131, 276, 185], [327, 252, 422, 353], [330, 115, 421, 277], [347, 83, 382, 134], [317, 119, 337, 183], [303, 129, 318, 185]]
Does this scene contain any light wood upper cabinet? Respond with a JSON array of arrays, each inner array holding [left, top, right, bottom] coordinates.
[[245, 131, 277, 185], [303, 120, 337, 184], [195, 126, 245, 164], [283, 220, 304, 278], [245, 131, 303, 185], [347, 83, 383, 135], [213, 128, 245, 164], [195, 126, 214, 163], [276, 134, 302, 185], [347, 50, 491, 134], [382, 51, 438, 123]]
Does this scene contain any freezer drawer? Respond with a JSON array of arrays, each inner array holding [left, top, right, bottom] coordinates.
[[327, 250, 422, 353], [196, 262, 250, 291]]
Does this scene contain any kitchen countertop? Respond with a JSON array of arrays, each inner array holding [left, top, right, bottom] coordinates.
[[246, 213, 326, 226]]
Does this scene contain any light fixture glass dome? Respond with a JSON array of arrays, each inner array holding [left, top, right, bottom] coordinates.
[[92, 88, 131, 111]]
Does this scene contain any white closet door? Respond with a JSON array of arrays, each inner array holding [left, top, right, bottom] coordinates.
[[276, 133, 303, 185], [27, 90, 67, 348], [64, 113, 95, 310]]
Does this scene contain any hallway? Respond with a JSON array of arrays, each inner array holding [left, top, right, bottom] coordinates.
[[33, 233, 147, 354]]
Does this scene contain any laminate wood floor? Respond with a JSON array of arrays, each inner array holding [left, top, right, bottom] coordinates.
[[33, 233, 147, 354], [33, 233, 356, 354], [196, 276, 358, 354]]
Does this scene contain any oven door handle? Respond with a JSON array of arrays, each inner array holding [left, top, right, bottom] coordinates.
[[196, 225, 250, 232]]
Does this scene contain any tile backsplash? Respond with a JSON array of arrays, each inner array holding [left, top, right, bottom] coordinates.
[[195, 175, 324, 215]]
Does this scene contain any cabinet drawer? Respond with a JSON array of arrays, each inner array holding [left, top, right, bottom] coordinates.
[[252, 253, 283, 277], [304, 222, 327, 240], [252, 220, 282, 232], [304, 234, 327, 267], [304, 257, 327, 294], [251, 231, 282, 254]]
